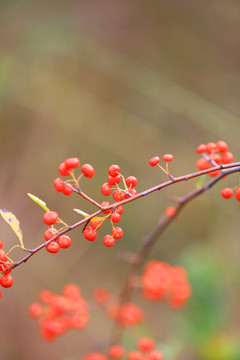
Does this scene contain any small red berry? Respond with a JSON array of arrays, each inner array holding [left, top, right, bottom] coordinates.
[[81, 164, 95, 178], [149, 156, 160, 166], [165, 206, 176, 218], [162, 154, 173, 162], [125, 188, 137, 198], [108, 175, 121, 185], [128, 351, 144, 360], [101, 183, 112, 196], [0, 274, 13, 288], [43, 211, 59, 226], [116, 206, 123, 214], [29, 302, 44, 318], [111, 227, 123, 239], [221, 188, 233, 199], [138, 338, 155, 353], [147, 350, 163, 360], [110, 212, 121, 223], [108, 165, 121, 177], [0, 250, 8, 263], [62, 183, 73, 195], [196, 158, 211, 170], [126, 176, 138, 188], [216, 141, 228, 153], [112, 190, 125, 202], [83, 227, 97, 241], [235, 187, 240, 201], [0, 240, 3, 249], [46, 241, 60, 253], [53, 177, 64, 192], [90, 220, 102, 230], [65, 157, 80, 169], [44, 227, 58, 241], [57, 235, 71, 248], [103, 235, 115, 247], [206, 142, 217, 154], [58, 162, 70, 176], [101, 201, 111, 214], [93, 287, 110, 304], [196, 144, 207, 153], [221, 151, 234, 164], [108, 345, 125, 359]]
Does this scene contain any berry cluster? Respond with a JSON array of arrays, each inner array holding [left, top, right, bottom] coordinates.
[[43, 211, 71, 253], [0, 241, 13, 297], [83, 337, 163, 360], [54, 157, 95, 195], [29, 284, 88, 341], [196, 141, 233, 177], [142, 261, 191, 308], [107, 302, 144, 328]]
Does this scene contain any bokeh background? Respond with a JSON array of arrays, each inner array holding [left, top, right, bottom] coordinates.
[[1, 1, 240, 359]]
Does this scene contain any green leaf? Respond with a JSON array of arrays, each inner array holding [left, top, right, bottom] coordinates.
[[0, 209, 24, 247], [196, 175, 206, 189], [28, 193, 50, 212]]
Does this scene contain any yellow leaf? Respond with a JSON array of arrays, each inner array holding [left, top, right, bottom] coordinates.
[[73, 209, 105, 222], [0, 209, 24, 247], [28, 193, 50, 212]]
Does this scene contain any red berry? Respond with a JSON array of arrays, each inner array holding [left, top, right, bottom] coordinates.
[[0, 240, 3, 249], [103, 235, 115, 247], [147, 350, 163, 360], [101, 183, 112, 196], [81, 164, 95, 178], [93, 287, 110, 305], [57, 235, 71, 248], [46, 241, 60, 253], [128, 351, 144, 360], [149, 156, 160, 166], [109, 345, 125, 359], [65, 157, 80, 169], [58, 162, 70, 176], [0, 250, 8, 263], [126, 176, 138, 188], [221, 188, 233, 199], [221, 151, 234, 164], [206, 142, 217, 154], [162, 154, 173, 162], [101, 201, 111, 214], [29, 302, 44, 318], [138, 338, 155, 353], [211, 153, 221, 164], [2, 262, 12, 275], [235, 188, 240, 201], [44, 227, 58, 241], [111, 227, 123, 239], [196, 158, 211, 170], [196, 144, 207, 153], [43, 211, 59, 225], [216, 141, 228, 153], [112, 190, 125, 202], [108, 175, 121, 185], [54, 177, 64, 192], [108, 165, 121, 177], [83, 227, 97, 241], [165, 206, 176, 218], [116, 206, 123, 214], [125, 188, 137, 198], [62, 183, 73, 195], [110, 212, 121, 223], [90, 220, 102, 230], [0, 274, 13, 288]]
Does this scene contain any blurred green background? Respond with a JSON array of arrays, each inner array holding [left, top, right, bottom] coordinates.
[[1, 1, 240, 359]]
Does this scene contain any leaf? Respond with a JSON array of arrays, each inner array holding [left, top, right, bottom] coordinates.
[[73, 209, 105, 222], [28, 193, 50, 212], [0, 209, 24, 247], [196, 175, 206, 189]]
